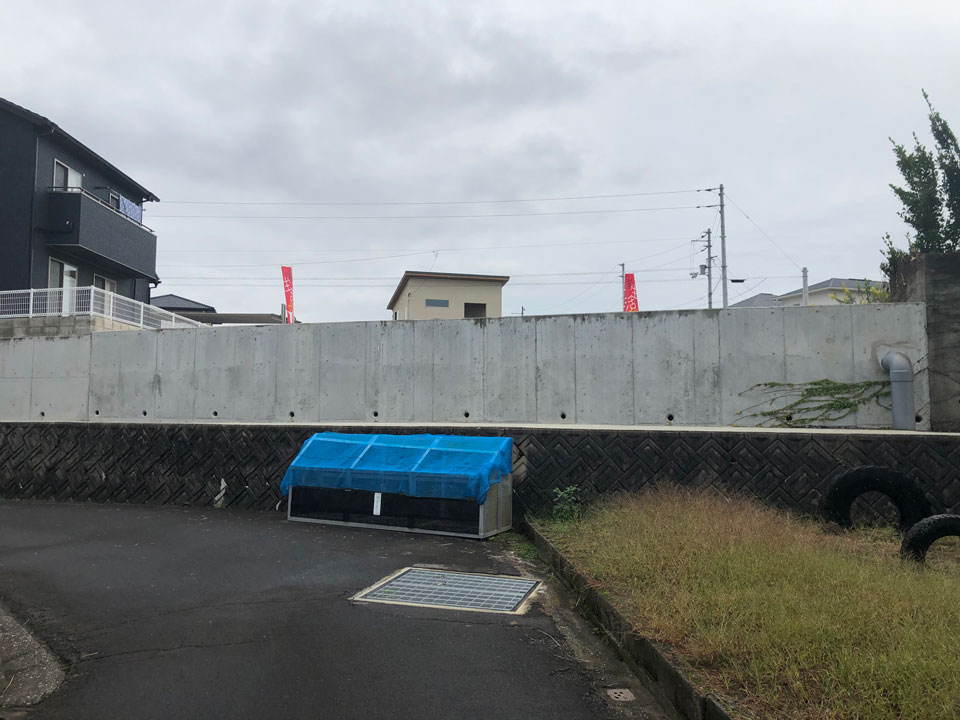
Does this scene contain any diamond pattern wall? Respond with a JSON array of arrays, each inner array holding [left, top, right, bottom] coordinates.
[[1, 423, 958, 517]]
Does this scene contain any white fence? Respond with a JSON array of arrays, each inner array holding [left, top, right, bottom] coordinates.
[[0, 287, 203, 330]]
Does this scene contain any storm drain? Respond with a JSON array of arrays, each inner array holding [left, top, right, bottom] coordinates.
[[354, 567, 539, 614]]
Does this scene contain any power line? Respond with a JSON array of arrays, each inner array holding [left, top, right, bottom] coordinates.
[[158, 237, 700, 269], [162, 250, 436, 269], [161, 266, 694, 282], [148, 204, 717, 220], [723, 193, 803, 270], [158, 234, 697, 255], [154, 188, 709, 207], [166, 279, 636, 288], [167, 277, 699, 287], [621, 241, 695, 266], [163, 270, 620, 281], [727, 277, 771, 303]]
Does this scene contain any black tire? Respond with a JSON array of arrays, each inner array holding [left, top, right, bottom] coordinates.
[[900, 514, 960, 562], [821, 466, 931, 531]]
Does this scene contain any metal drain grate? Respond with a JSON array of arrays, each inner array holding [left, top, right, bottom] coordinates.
[[355, 567, 539, 613]]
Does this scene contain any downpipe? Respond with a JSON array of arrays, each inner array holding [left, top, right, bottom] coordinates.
[[881, 351, 915, 431]]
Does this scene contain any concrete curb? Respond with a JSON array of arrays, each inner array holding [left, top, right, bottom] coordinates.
[[522, 520, 733, 720], [0, 601, 64, 708]]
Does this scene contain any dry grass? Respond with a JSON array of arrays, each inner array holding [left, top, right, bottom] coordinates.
[[541, 489, 960, 719]]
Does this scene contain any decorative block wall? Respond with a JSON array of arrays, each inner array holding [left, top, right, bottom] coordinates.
[[2, 423, 958, 517]]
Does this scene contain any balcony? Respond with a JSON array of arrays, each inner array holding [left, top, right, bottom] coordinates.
[[0, 287, 203, 330], [43, 188, 159, 281]]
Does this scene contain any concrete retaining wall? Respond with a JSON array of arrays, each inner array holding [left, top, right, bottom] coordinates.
[[0, 315, 139, 339], [0, 305, 929, 429], [891, 252, 960, 431]]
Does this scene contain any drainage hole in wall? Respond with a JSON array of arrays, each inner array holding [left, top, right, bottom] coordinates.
[[39, 411, 45, 418], [289, 411, 295, 418], [94, 410, 100, 416], [372, 410, 379, 418], [213, 411, 219, 417], [560, 412, 567, 420], [142, 410, 147, 417], [915, 415, 923, 423], [785, 414, 794, 422], [463, 411, 470, 419], [666, 414, 674, 422]]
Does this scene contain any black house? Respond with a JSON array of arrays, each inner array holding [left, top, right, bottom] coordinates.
[[0, 97, 159, 303]]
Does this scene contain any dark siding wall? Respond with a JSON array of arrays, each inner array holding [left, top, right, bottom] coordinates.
[[33, 134, 157, 297], [34, 133, 146, 202], [0, 113, 36, 291]]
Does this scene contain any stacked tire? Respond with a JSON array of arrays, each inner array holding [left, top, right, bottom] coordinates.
[[900, 515, 960, 563], [821, 466, 960, 564]]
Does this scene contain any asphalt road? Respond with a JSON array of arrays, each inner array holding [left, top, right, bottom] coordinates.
[[0, 502, 665, 720]]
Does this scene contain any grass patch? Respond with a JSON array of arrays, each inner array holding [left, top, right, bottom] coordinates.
[[540, 488, 960, 719], [492, 530, 539, 561]]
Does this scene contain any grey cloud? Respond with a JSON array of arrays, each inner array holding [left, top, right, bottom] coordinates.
[[2, 1, 958, 322]]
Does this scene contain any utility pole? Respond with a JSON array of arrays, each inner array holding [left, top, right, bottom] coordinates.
[[705, 228, 713, 309], [619, 263, 625, 309], [719, 183, 728, 308], [802, 267, 809, 306]]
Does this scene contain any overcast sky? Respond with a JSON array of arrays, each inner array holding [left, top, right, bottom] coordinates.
[[3, 1, 959, 321]]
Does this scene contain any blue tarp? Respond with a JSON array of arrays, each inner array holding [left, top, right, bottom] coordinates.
[[280, 433, 513, 504]]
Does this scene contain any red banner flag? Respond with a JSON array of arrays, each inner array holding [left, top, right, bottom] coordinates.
[[623, 273, 638, 312], [281, 266, 295, 323]]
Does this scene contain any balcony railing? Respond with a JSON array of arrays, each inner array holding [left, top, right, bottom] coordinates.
[[44, 189, 159, 280], [0, 287, 204, 330], [48, 187, 154, 233]]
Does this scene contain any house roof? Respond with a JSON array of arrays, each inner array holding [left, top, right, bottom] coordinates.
[[151, 294, 217, 313], [730, 292, 782, 308], [387, 271, 510, 310], [779, 278, 885, 299], [0, 96, 159, 202], [173, 312, 287, 325]]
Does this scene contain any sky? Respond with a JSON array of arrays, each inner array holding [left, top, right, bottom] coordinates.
[[3, 0, 959, 322]]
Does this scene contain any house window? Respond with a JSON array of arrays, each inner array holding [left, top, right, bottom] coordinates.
[[53, 160, 82, 190], [464, 303, 487, 318], [53, 161, 68, 190], [48, 259, 77, 288], [109, 192, 120, 210], [393, 311, 398, 320], [48, 259, 63, 287], [425, 298, 449, 307], [94, 275, 117, 293]]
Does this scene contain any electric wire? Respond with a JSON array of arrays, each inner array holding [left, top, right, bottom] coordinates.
[[158, 237, 700, 269], [154, 188, 708, 206], [147, 204, 717, 220], [723, 193, 803, 270]]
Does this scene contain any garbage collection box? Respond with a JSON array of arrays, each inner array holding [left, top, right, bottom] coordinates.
[[281, 433, 513, 538]]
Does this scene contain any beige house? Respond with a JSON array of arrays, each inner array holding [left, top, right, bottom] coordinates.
[[387, 271, 510, 320]]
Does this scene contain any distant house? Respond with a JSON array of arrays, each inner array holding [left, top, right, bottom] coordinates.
[[151, 293, 284, 325], [387, 271, 510, 320], [151, 294, 217, 315], [729, 292, 782, 309], [732, 278, 886, 308], [0, 96, 159, 303]]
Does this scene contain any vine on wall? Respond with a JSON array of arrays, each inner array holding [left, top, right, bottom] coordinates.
[[738, 379, 891, 428]]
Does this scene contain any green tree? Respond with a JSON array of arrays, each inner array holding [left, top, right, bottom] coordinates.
[[883, 92, 960, 278], [829, 279, 890, 304]]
